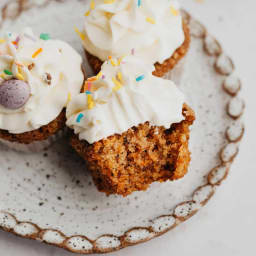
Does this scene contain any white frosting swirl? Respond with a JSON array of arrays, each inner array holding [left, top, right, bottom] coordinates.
[[0, 28, 84, 134], [66, 56, 185, 144], [82, 0, 184, 64]]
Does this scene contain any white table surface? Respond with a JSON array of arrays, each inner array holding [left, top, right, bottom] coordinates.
[[0, 0, 255, 255]]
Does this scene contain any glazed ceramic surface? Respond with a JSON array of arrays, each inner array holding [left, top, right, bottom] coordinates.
[[0, 0, 244, 254]]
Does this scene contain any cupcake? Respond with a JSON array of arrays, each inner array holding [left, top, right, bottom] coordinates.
[[0, 28, 84, 152], [79, 0, 190, 77], [66, 56, 195, 196]]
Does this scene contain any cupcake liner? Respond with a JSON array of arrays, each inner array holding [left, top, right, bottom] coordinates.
[[0, 128, 67, 153]]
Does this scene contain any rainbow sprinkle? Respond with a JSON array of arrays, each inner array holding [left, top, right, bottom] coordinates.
[[67, 92, 72, 103], [96, 71, 103, 80], [136, 75, 145, 82], [17, 73, 24, 81], [170, 6, 179, 16], [86, 81, 92, 91], [112, 77, 122, 91], [146, 17, 155, 24], [104, 0, 115, 4], [32, 48, 43, 58], [85, 10, 91, 16], [86, 91, 92, 95], [117, 56, 124, 65], [87, 94, 94, 109], [117, 72, 124, 84], [0, 39, 5, 44], [76, 113, 84, 123], [90, 0, 95, 9], [74, 27, 86, 41], [12, 41, 18, 47], [108, 56, 117, 67], [40, 33, 51, 40], [4, 69, 13, 76], [16, 66, 24, 80]]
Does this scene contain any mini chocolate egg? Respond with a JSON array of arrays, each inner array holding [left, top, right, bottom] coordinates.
[[0, 79, 30, 110]]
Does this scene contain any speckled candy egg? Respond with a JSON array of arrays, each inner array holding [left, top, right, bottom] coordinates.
[[0, 79, 30, 110]]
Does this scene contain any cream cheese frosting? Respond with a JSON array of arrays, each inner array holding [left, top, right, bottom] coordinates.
[[66, 56, 185, 144], [81, 0, 184, 65], [0, 28, 84, 134]]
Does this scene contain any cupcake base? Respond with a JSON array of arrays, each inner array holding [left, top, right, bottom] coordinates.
[[70, 104, 195, 197], [0, 128, 66, 153], [85, 22, 191, 78], [0, 110, 66, 153]]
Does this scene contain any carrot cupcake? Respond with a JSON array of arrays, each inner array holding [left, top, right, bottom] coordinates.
[[79, 0, 190, 77], [0, 28, 84, 152], [66, 56, 195, 196]]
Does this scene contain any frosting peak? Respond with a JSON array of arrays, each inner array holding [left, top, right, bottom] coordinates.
[[0, 28, 84, 134], [66, 56, 185, 144], [82, 0, 184, 64]]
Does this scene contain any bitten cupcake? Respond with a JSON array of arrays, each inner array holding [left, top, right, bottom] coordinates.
[[66, 56, 195, 196], [78, 0, 190, 77], [0, 28, 84, 152]]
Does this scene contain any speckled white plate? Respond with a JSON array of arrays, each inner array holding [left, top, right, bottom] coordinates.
[[0, 0, 245, 254]]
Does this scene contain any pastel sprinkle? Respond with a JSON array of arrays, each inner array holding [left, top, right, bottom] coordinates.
[[111, 59, 117, 66], [136, 75, 145, 82], [15, 36, 20, 42], [0, 39, 5, 44], [96, 71, 103, 80], [170, 6, 179, 16], [104, 0, 115, 4], [74, 27, 86, 41], [131, 48, 135, 55], [138, 0, 141, 7], [32, 48, 43, 58], [12, 37, 20, 48], [108, 56, 117, 66], [76, 113, 84, 123], [90, 0, 95, 9], [16, 73, 24, 81], [86, 82, 92, 91], [4, 70, 13, 76], [87, 94, 94, 109], [12, 41, 18, 47], [146, 17, 155, 24], [102, 75, 105, 79], [40, 33, 51, 40], [117, 72, 124, 84], [112, 77, 122, 91], [67, 92, 72, 103], [85, 10, 91, 16], [117, 56, 124, 65]]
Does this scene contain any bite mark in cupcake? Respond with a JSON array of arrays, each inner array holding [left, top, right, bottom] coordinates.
[[66, 56, 195, 196]]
